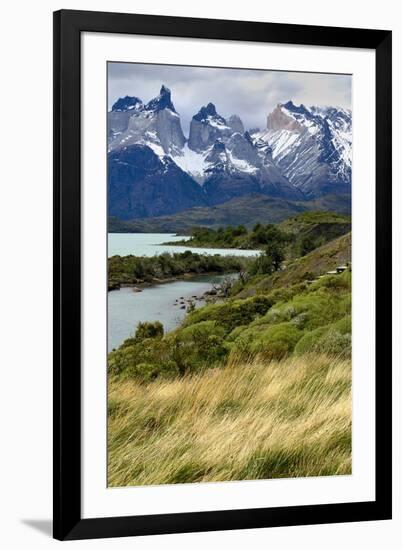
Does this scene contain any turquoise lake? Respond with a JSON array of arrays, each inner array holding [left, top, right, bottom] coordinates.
[[108, 233, 260, 351]]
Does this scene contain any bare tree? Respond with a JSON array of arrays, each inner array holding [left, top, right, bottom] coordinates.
[[211, 275, 236, 297]]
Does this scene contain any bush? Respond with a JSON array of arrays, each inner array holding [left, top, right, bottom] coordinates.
[[249, 241, 285, 276], [225, 325, 249, 342], [232, 322, 303, 360], [253, 290, 350, 332], [135, 321, 164, 341], [333, 315, 351, 334], [319, 330, 351, 357], [108, 336, 171, 377], [185, 295, 274, 334], [294, 315, 351, 358], [293, 327, 330, 356], [312, 270, 351, 291], [166, 321, 227, 375], [122, 362, 159, 382], [250, 322, 303, 359]]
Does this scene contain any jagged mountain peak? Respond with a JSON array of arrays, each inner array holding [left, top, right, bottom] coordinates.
[[282, 100, 309, 115], [145, 84, 176, 113], [227, 114, 245, 134], [258, 102, 352, 198], [108, 84, 185, 156], [267, 103, 303, 132], [189, 103, 231, 152], [111, 95, 143, 112], [193, 102, 225, 123], [108, 86, 352, 220]]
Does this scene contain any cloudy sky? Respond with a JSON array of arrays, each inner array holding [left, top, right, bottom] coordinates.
[[108, 62, 351, 135]]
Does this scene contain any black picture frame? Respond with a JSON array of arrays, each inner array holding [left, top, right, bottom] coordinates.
[[53, 9, 392, 541]]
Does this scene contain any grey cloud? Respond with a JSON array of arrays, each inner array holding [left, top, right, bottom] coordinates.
[[108, 62, 351, 135]]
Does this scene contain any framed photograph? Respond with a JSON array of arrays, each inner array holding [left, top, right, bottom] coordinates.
[[53, 9, 392, 541]]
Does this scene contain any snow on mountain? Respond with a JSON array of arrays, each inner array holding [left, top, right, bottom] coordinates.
[[173, 107, 263, 183], [254, 101, 352, 198], [107, 87, 352, 219], [108, 85, 185, 157], [111, 96, 143, 112], [171, 144, 210, 183], [187, 103, 233, 152]]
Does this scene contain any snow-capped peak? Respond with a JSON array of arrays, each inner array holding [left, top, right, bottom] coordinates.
[[108, 86, 352, 202], [145, 84, 176, 113], [108, 85, 185, 156], [111, 95, 143, 112], [255, 102, 352, 198]]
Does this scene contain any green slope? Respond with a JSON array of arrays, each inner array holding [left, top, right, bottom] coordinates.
[[236, 232, 351, 297]]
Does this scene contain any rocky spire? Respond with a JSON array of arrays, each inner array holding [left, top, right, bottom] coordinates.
[[111, 95, 143, 112], [145, 85, 176, 112], [266, 104, 303, 132], [193, 103, 226, 124], [227, 114, 244, 134]]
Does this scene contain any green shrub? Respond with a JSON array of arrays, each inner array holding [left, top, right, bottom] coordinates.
[[312, 270, 351, 291], [185, 295, 274, 334], [250, 322, 303, 359], [293, 327, 330, 355], [225, 325, 248, 342], [319, 330, 351, 358], [294, 315, 351, 358], [135, 321, 164, 341], [333, 315, 351, 334], [122, 362, 160, 382], [166, 321, 227, 375], [252, 289, 350, 332], [232, 322, 303, 360]]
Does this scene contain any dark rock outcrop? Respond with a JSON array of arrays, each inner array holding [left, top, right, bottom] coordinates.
[[108, 145, 207, 219]]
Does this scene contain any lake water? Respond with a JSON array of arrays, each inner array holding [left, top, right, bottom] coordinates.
[[108, 274, 228, 351], [108, 233, 260, 258], [108, 233, 259, 351]]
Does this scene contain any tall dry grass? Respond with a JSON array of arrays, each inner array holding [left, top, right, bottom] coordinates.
[[108, 353, 351, 487]]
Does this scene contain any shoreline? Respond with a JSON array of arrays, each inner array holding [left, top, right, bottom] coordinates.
[[108, 270, 235, 292], [162, 239, 260, 251]]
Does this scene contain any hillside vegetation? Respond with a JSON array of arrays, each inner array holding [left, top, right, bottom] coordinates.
[[108, 251, 251, 290], [109, 263, 351, 384], [235, 232, 351, 297], [165, 211, 351, 255], [108, 217, 352, 485]]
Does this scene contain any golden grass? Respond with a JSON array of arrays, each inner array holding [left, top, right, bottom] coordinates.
[[108, 353, 351, 487]]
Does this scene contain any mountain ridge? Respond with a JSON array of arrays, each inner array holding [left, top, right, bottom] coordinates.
[[108, 86, 352, 221], [108, 193, 351, 234]]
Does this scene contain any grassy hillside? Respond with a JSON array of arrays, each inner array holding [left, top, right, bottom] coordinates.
[[109, 353, 351, 486], [108, 193, 351, 233], [279, 211, 351, 257], [235, 232, 351, 297]]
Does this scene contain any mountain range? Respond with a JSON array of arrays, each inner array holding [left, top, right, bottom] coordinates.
[[108, 85, 352, 222]]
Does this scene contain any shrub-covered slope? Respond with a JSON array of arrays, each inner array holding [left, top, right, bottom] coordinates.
[[108, 230, 352, 486], [235, 232, 351, 297]]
